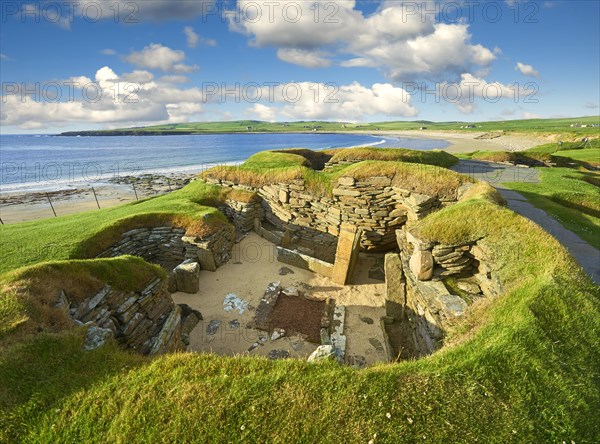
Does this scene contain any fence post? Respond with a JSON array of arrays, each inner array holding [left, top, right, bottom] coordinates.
[[132, 183, 139, 201], [91, 186, 101, 209], [46, 193, 57, 217]]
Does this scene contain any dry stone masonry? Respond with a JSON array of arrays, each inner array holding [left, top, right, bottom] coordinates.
[[56, 277, 201, 355]]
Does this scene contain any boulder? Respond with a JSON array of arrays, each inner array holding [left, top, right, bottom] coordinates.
[[83, 325, 113, 351], [174, 261, 200, 294], [308, 344, 338, 362], [409, 250, 434, 281]]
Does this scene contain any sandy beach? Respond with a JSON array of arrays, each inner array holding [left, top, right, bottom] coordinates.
[[0, 173, 194, 224], [363, 129, 545, 153]]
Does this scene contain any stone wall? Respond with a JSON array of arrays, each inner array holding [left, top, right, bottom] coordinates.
[[219, 199, 263, 234], [57, 277, 200, 355], [96, 225, 235, 272], [96, 227, 196, 267], [204, 176, 457, 254], [384, 228, 503, 358]]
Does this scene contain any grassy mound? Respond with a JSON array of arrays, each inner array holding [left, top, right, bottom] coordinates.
[[0, 257, 165, 343], [1, 188, 598, 442], [0, 180, 228, 274], [323, 147, 458, 168], [201, 148, 465, 197]]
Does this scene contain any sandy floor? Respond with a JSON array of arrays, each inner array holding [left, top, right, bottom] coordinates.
[[172, 233, 389, 366]]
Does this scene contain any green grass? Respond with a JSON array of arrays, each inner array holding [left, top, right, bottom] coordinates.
[[64, 116, 600, 139], [323, 147, 457, 168], [1, 191, 599, 442], [505, 168, 600, 250], [0, 147, 599, 442], [201, 148, 464, 197], [0, 180, 227, 274], [0, 256, 165, 342]]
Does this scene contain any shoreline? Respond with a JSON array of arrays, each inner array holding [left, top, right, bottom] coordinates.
[[0, 130, 544, 224]]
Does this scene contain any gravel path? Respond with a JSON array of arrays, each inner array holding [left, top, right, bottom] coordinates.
[[453, 160, 600, 284]]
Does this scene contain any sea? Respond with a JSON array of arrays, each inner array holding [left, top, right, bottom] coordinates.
[[0, 133, 449, 193]]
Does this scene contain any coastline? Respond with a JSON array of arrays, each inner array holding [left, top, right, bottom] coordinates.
[[0, 130, 543, 224]]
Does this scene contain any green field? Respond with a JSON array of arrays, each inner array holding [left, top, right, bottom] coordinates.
[[62, 116, 600, 139], [1, 148, 599, 442]]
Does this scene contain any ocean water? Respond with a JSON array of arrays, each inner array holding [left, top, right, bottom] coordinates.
[[0, 133, 449, 193]]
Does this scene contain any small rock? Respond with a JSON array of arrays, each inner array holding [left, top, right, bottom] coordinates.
[[229, 319, 240, 329], [278, 266, 295, 276], [82, 326, 113, 351], [282, 287, 299, 297], [268, 349, 290, 360], [308, 344, 338, 362], [206, 320, 221, 336], [271, 328, 285, 341], [360, 316, 374, 325]]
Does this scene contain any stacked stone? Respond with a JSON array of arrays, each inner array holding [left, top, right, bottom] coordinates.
[[63, 277, 196, 355], [220, 199, 263, 234], [182, 224, 235, 271], [200, 176, 453, 253], [96, 227, 190, 264], [432, 244, 476, 277]]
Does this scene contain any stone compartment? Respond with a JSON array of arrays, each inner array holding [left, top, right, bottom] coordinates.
[[56, 276, 201, 355]]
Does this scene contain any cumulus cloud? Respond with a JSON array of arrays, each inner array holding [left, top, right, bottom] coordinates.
[[276, 49, 331, 68], [261, 82, 418, 121], [246, 104, 277, 121], [515, 62, 540, 77], [433, 73, 529, 114], [125, 44, 198, 73], [0, 66, 210, 130], [229, 1, 496, 79], [183, 26, 217, 48]]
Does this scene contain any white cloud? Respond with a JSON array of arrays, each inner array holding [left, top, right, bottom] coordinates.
[[515, 62, 540, 77], [276, 49, 331, 68], [584, 101, 599, 109], [184, 26, 200, 48], [125, 44, 198, 73], [263, 82, 418, 121], [0, 53, 12, 61], [246, 104, 276, 121], [435, 73, 529, 114], [230, 1, 496, 81], [183, 27, 216, 48], [100, 49, 116, 56], [523, 112, 541, 119], [0, 66, 210, 130]]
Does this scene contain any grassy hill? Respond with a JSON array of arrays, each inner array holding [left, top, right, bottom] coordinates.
[[1, 148, 599, 442], [61, 116, 600, 139]]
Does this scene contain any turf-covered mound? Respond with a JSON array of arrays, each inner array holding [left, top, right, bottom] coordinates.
[[1, 189, 598, 443], [201, 148, 465, 196]]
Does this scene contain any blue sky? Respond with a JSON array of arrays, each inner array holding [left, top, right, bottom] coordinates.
[[1, 0, 598, 133]]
